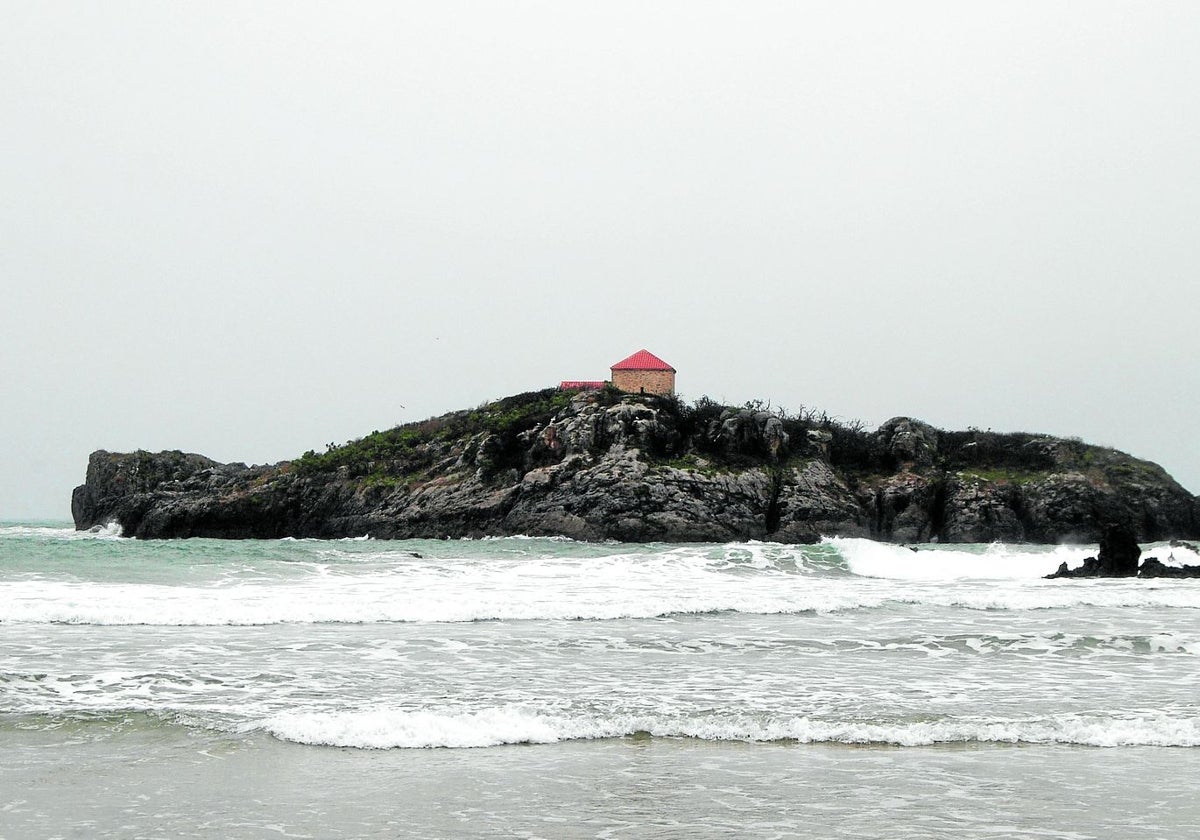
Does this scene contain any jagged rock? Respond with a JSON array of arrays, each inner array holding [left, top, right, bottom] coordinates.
[[1045, 524, 1142, 578], [1098, 525, 1143, 576], [773, 460, 869, 542], [877, 417, 939, 468], [72, 390, 1200, 543], [939, 478, 1025, 543], [715, 409, 790, 461], [1138, 558, 1200, 578], [806, 429, 833, 458], [857, 473, 940, 543]]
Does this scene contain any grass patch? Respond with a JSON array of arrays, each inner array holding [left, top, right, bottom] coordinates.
[[957, 467, 1047, 485], [292, 387, 573, 482], [651, 454, 737, 477]]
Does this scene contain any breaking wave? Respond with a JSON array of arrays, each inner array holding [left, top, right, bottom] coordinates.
[[5, 577, 1199, 626], [0, 521, 122, 540], [4, 546, 1200, 626], [3, 535, 1199, 626], [262, 706, 1200, 750]]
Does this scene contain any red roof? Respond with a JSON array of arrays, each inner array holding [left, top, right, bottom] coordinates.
[[611, 349, 675, 372]]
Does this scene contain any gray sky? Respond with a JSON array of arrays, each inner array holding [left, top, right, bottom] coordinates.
[[3, 1, 1198, 520]]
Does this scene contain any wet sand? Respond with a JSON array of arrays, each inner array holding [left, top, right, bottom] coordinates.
[[5, 720, 1200, 839]]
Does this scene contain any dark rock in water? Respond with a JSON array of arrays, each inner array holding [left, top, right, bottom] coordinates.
[[1046, 556, 1110, 579], [1138, 558, 1200, 578], [1045, 524, 1142, 578], [1098, 525, 1142, 577], [1048, 526, 1200, 579], [70, 389, 1200, 543], [1042, 524, 1200, 579]]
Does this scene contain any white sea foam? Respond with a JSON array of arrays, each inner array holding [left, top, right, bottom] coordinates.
[[4, 539, 1200, 625], [832, 536, 1200, 581], [0, 521, 122, 540], [261, 706, 1200, 749], [831, 537, 1094, 580], [0, 575, 847, 624], [1160, 542, 1200, 566], [477, 534, 581, 542], [263, 707, 570, 749]]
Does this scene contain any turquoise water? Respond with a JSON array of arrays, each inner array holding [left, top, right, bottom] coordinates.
[[3, 524, 1200, 838]]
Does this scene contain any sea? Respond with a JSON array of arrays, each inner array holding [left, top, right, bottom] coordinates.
[[2, 523, 1200, 840]]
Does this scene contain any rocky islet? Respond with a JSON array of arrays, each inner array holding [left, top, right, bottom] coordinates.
[[72, 388, 1200, 545]]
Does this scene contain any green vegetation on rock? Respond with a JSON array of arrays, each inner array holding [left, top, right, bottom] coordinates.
[[292, 388, 573, 484]]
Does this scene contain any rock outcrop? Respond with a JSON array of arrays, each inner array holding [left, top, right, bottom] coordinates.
[[1137, 557, 1200, 578], [1046, 530, 1200, 578], [72, 388, 1200, 543], [1045, 524, 1143, 578]]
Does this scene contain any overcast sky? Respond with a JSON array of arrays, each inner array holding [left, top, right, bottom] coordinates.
[[2, 1, 1198, 520]]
